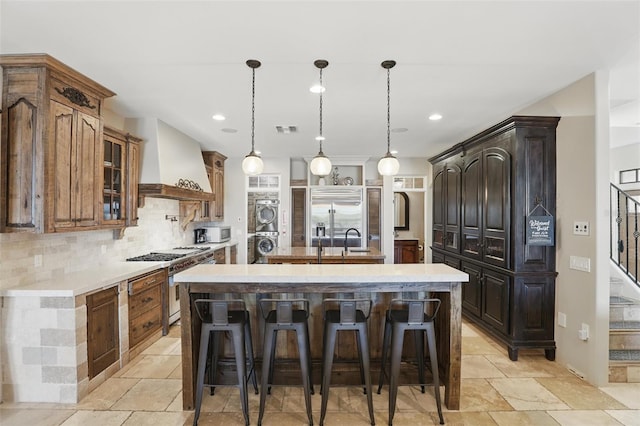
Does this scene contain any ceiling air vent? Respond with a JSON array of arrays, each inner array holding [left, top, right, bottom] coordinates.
[[275, 125, 298, 134]]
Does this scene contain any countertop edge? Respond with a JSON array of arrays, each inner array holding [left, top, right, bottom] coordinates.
[[1, 263, 164, 297]]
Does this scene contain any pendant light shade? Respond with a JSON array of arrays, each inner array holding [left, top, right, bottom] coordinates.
[[310, 59, 332, 176], [378, 60, 399, 176], [242, 59, 264, 176]]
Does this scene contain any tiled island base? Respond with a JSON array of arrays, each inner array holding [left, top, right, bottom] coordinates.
[[0, 282, 160, 403]]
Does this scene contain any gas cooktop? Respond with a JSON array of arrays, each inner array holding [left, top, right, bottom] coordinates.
[[126, 246, 211, 262]]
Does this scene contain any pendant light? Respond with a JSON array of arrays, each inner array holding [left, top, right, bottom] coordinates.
[[242, 59, 264, 176], [309, 59, 332, 176], [377, 60, 400, 176]]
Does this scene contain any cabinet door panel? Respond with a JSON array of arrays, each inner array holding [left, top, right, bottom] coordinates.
[[75, 113, 99, 226], [291, 188, 306, 247], [482, 269, 510, 334], [461, 155, 482, 259], [6, 99, 37, 228], [51, 101, 75, 228], [87, 287, 119, 379], [432, 168, 444, 249], [483, 149, 510, 267], [445, 165, 461, 252], [461, 262, 482, 317], [367, 188, 381, 250]]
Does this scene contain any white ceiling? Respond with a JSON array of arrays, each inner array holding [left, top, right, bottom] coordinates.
[[1, 0, 639, 159]]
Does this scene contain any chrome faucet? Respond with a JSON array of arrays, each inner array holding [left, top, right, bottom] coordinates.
[[316, 223, 326, 264], [344, 227, 361, 252]]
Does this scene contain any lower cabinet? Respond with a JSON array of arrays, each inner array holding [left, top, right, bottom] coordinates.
[[394, 239, 419, 263], [460, 261, 510, 335], [87, 286, 119, 379], [128, 269, 165, 348], [230, 244, 237, 264], [435, 249, 555, 361], [214, 247, 226, 264]]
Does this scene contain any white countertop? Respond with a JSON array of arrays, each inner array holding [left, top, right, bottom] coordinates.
[[1, 262, 164, 297], [174, 263, 468, 283]]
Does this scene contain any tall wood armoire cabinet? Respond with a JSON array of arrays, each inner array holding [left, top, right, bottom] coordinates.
[[430, 116, 560, 361]]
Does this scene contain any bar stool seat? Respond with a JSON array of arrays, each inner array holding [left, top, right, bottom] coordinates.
[[377, 298, 444, 425], [193, 299, 258, 426], [257, 298, 314, 426], [320, 298, 375, 426]]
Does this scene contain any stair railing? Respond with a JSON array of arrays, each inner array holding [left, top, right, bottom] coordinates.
[[611, 183, 640, 287]]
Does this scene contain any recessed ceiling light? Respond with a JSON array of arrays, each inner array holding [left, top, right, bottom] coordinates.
[[309, 84, 325, 94], [429, 113, 443, 121], [221, 128, 237, 133], [391, 127, 408, 133], [212, 114, 226, 121]]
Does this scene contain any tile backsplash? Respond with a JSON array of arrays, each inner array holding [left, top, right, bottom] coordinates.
[[0, 197, 195, 290]]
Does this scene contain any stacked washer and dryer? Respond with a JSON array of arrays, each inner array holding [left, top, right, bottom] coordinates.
[[255, 199, 279, 263]]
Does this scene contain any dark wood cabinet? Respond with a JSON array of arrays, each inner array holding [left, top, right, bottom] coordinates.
[[430, 116, 559, 361], [394, 239, 419, 263], [128, 269, 165, 348], [87, 286, 119, 379], [291, 188, 306, 247], [432, 162, 461, 252]]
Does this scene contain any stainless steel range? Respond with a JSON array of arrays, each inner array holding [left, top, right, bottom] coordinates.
[[126, 246, 214, 325]]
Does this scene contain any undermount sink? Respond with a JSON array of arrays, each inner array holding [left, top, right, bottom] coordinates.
[[348, 248, 371, 253]]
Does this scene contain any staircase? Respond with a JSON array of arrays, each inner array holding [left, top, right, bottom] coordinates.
[[609, 293, 640, 382]]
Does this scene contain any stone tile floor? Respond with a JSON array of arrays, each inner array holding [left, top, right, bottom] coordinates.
[[1, 321, 639, 425]]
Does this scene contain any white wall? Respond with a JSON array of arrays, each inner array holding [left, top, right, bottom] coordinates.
[[518, 72, 610, 385]]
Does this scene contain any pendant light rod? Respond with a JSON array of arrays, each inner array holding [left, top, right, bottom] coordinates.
[[310, 59, 332, 177], [382, 60, 396, 155], [247, 59, 261, 155], [242, 59, 264, 176], [378, 60, 400, 176]]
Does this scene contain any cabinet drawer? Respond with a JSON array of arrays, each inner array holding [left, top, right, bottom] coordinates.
[[129, 307, 162, 347], [129, 285, 161, 318], [129, 269, 166, 295]]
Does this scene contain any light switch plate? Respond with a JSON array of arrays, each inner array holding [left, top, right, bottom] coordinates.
[[573, 221, 590, 236]]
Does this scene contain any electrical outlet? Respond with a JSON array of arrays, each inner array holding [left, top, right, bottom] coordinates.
[[101, 245, 107, 254], [573, 221, 590, 236], [34, 254, 42, 267], [569, 255, 591, 272]]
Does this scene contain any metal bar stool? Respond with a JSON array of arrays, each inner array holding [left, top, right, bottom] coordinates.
[[320, 298, 375, 426], [257, 298, 314, 426], [377, 298, 444, 425], [193, 299, 258, 426]]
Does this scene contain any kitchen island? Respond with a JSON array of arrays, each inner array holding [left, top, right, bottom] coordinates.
[[175, 263, 468, 410], [266, 246, 385, 264]]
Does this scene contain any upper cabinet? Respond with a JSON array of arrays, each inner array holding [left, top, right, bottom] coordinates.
[[0, 54, 144, 234], [0, 54, 116, 233], [103, 126, 142, 227], [202, 151, 226, 222]]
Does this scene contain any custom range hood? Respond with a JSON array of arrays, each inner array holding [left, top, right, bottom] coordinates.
[[126, 118, 212, 201]]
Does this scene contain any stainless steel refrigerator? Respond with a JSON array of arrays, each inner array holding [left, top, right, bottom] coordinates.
[[310, 188, 363, 248]]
